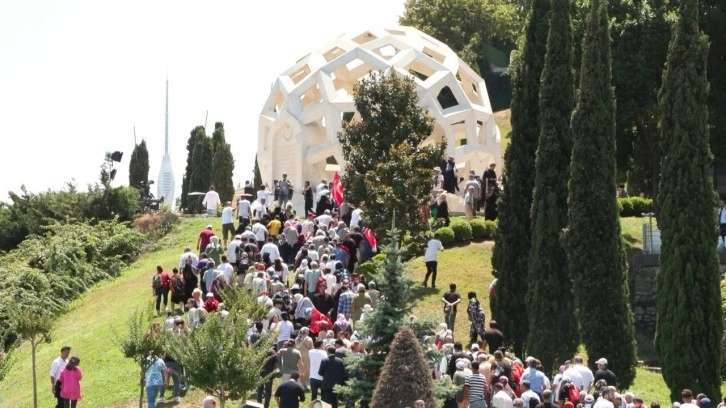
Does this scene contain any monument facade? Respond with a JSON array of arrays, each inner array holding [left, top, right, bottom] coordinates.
[[258, 26, 501, 206]]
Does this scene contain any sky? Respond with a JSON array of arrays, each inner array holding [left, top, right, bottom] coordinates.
[[0, 0, 405, 201]]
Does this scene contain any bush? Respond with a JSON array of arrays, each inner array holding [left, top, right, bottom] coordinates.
[[356, 252, 387, 282], [470, 219, 498, 240], [450, 220, 473, 242], [617, 197, 654, 217], [435, 227, 455, 245]]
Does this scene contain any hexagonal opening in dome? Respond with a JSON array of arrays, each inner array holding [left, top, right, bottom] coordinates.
[[375, 44, 399, 59], [351, 31, 377, 45], [323, 46, 346, 63], [405, 59, 436, 82], [422, 46, 446, 65], [289, 65, 312, 85]]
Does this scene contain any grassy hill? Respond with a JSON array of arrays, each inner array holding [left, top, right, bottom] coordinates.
[[0, 215, 704, 407]]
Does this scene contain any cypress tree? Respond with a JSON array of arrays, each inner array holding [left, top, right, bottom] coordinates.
[[128, 140, 150, 190], [525, 0, 578, 374], [188, 136, 213, 212], [655, 0, 722, 400], [180, 126, 206, 210], [211, 141, 236, 204], [370, 327, 436, 408], [491, 0, 550, 357], [253, 156, 262, 188], [209, 122, 235, 203], [566, 0, 637, 388]]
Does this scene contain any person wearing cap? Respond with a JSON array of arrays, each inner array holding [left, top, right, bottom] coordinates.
[[583, 394, 596, 408], [352, 284, 372, 322], [50, 345, 71, 407], [593, 358, 617, 387], [470, 343, 482, 360], [202, 185, 221, 216]]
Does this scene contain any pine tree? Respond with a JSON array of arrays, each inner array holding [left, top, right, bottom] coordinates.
[[210, 123, 235, 203], [128, 140, 150, 190], [491, 0, 550, 357], [655, 0, 722, 400], [337, 228, 415, 407], [188, 136, 213, 213], [525, 0, 578, 374], [370, 327, 436, 408], [180, 126, 206, 210], [566, 0, 637, 388]]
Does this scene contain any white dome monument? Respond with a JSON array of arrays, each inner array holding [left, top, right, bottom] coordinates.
[[258, 26, 501, 205]]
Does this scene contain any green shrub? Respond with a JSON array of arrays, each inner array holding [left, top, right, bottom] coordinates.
[[470, 219, 498, 240], [435, 227, 456, 245], [619, 198, 634, 217], [617, 197, 654, 217], [450, 220, 473, 242]]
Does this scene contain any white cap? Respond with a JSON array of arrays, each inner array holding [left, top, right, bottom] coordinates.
[[595, 358, 608, 365]]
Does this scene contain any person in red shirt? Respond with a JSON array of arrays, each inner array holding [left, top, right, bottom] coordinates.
[[152, 265, 172, 315], [203, 292, 219, 312], [197, 225, 215, 253]]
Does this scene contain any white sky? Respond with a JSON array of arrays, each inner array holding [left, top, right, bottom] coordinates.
[[0, 0, 404, 201]]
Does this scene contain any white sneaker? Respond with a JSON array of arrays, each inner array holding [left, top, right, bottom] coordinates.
[[174, 397, 181, 403]]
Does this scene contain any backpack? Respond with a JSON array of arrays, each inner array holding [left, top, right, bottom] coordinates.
[[152, 274, 163, 289], [567, 384, 580, 403], [172, 276, 184, 294]]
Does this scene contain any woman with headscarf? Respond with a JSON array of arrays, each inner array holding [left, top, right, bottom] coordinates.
[[205, 236, 222, 265], [437, 193, 450, 226], [435, 322, 449, 349], [294, 295, 314, 326], [467, 291, 486, 346], [333, 313, 353, 337], [295, 327, 314, 391]]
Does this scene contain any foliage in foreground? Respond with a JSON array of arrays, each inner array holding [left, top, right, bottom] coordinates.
[[655, 0, 722, 400], [566, 0, 637, 388], [370, 327, 437, 408], [338, 71, 445, 244]]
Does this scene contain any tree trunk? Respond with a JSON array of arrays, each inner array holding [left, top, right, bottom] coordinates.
[[31, 341, 37, 408], [139, 384, 144, 408]]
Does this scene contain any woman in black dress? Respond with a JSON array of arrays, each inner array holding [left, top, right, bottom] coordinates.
[[182, 259, 198, 304], [303, 181, 313, 216]]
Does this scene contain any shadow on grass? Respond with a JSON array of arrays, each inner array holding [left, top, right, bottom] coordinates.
[[411, 285, 441, 302]]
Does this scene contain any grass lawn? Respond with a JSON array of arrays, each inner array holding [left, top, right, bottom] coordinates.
[[494, 109, 512, 155], [0, 215, 714, 407]]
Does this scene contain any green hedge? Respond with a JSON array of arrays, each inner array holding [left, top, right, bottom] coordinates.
[[435, 227, 456, 245], [618, 197, 654, 217], [450, 220, 473, 242], [470, 219, 498, 240]]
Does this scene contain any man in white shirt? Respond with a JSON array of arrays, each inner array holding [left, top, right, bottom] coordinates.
[[202, 186, 221, 216], [218, 255, 234, 285], [178, 247, 199, 269], [252, 220, 268, 247], [572, 356, 594, 391], [236, 196, 252, 230], [252, 198, 269, 219], [50, 345, 71, 407], [593, 386, 615, 408], [315, 210, 333, 228], [560, 361, 584, 396], [520, 380, 542, 408], [492, 382, 514, 408], [316, 179, 328, 195], [423, 233, 444, 288], [308, 339, 328, 400], [261, 237, 281, 263], [226, 235, 242, 265], [350, 207, 363, 228], [221, 201, 234, 246], [301, 215, 316, 237]]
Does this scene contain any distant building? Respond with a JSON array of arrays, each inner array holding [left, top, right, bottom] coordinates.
[[157, 79, 175, 204]]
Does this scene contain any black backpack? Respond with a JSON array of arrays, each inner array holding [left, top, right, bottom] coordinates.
[[172, 276, 184, 293]]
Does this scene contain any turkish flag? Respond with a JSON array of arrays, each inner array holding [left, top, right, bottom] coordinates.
[[363, 228, 377, 252], [332, 171, 344, 205]]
